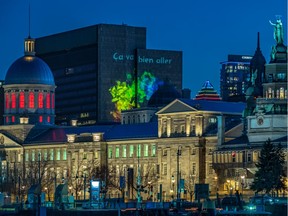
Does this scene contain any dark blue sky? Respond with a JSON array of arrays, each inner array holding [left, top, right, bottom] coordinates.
[[0, 0, 286, 97]]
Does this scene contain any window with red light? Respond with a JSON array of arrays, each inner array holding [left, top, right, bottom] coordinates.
[[39, 116, 43, 123], [29, 92, 35, 108], [12, 116, 15, 123], [11, 93, 16, 109], [52, 93, 55, 109], [5, 93, 9, 109], [6, 116, 8, 123], [19, 92, 25, 108], [232, 151, 236, 162], [38, 93, 44, 108], [47, 116, 50, 123], [46, 93, 50, 109]]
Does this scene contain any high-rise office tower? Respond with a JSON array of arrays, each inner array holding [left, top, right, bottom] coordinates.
[[220, 55, 252, 101], [35, 24, 182, 125]]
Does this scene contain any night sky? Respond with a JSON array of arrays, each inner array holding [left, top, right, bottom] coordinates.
[[0, 0, 286, 97]]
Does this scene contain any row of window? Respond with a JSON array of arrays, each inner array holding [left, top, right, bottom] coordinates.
[[108, 144, 157, 159], [5, 115, 51, 124], [25, 148, 67, 162], [5, 92, 54, 109], [265, 87, 287, 99]]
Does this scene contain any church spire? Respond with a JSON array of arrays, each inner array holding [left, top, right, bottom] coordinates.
[[257, 32, 260, 51]]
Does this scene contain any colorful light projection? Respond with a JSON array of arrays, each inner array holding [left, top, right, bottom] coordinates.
[[109, 71, 159, 121]]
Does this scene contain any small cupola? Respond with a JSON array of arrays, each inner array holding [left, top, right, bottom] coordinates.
[[24, 37, 36, 56]]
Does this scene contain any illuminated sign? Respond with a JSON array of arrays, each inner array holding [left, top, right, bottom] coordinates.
[[112, 52, 172, 64], [242, 56, 252, 60]]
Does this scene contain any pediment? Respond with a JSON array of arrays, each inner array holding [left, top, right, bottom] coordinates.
[[0, 133, 22, 148], [157, 99, 197, 115]]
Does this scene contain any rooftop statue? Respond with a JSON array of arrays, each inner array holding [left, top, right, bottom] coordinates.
[[269, 18, 284, 45]]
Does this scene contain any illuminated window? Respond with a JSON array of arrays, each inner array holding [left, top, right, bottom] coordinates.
[[38, 93, 43, 108], [122, 146, 126, 158], [39, 116, 43, 123], [11, 93, 16, 108], [11, 116, 15, 123], [29, 92, 34, 108], [46, 93, 50, 109], [50, 149, 54, 160], [280, 87, 285, 99], [144, 144, 149, 157], [44, 150, 48, 160], [25, 152, 29, 162], [151, 145, 156, 157], [5, 93, 9, 109], [52, 93, 55, 109], [31, 150, 35, 161], [108, 147, 113, 158], [47, 116, 50, 123], [115, 147, 120, 158], [56, 149, 61, 160], [268, 88, 272, 98], [19, 92, 25, 108], [5, 116, 8, 123], [137, 144, 141, 157], [129, 145, 134, 158], [63, 149, 67, 160]]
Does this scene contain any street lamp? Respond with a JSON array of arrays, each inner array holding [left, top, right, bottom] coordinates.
[[171, 175, 175, 200], [176, 146, 182, 206]]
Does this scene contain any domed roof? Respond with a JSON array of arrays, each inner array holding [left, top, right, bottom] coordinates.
[[5, 55, 55, 85], [148, 82, 181, 107]]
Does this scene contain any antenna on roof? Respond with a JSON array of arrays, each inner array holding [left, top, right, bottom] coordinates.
[[28, 3, 31, 38]]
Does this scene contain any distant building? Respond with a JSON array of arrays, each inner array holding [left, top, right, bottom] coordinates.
[[35, 24, 182, 125], [220, 54, 252, 101], [194, 81, 221, 101]]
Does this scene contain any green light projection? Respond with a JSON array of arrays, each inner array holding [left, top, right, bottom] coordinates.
[[109, 71, 159, 121]]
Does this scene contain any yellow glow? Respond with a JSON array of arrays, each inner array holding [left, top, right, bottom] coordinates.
[[25, 56, 33, 62]]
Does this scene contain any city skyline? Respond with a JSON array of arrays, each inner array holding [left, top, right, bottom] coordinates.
[[0, 0, 286, 97]]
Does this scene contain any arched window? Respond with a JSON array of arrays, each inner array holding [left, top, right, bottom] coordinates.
[[11, 93, 16, 109], [280, 87, 285, 99], [5, 93, 10, 109], [46, 93, 50, 109], [29, 92, 34, 108], [268, 88, 272, 98], [39, 116, 43, 123], [19, 92, 25, 108], [38, 93, 43, 108]]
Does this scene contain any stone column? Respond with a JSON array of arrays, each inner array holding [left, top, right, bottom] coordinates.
[[167, 117, 171, 137], [158, 118, 162, 138], [185, 115, 191, 137]]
